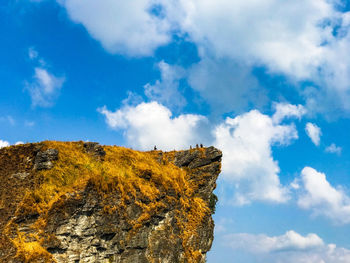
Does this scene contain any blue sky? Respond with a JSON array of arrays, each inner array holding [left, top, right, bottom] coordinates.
[[2, 0, 350, 262]]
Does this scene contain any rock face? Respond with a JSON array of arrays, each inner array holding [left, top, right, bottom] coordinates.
[[83, 142, 106, 159], [0, 141, 222, 263], [34, 149, 59, 170]]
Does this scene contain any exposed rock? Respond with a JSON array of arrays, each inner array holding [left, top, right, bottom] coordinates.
[[174, 146, 222, 169], [11, 172, 29, 180], [83, 142, 106, 159], [34, 149, 59, 170], [0, 141, 222, 263]]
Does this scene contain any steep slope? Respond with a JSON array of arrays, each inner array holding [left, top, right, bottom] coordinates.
[[0, 141, 222, 263]]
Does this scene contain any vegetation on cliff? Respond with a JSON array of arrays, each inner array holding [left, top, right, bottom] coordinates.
[[0, 141, 221, 263]]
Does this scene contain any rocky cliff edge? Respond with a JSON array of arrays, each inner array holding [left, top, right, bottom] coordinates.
[[0, 141, 222, 263]]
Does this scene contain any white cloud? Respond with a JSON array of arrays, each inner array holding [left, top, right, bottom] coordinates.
[[225, 230, 324, 253], [170, 0, 350, 114], [55, 0, 350, 113], [144, 61, 186, 109], [213, 103, 301, 205], [98, 101, 207, 151], [171, 0, 334, 78], [0, 140, 10, 149], [28, 47, 38, 60], [272, 103, 306, 124], [224, 230, 350, 263], [0, 140, 27, 148], [173, 2, 350, 114], [58, 0, 341, 79], [317, 12, 350, 113], [58, 0, 172, 56], [305, 122, 321, 146], [326, 143, 342, 155], [26, 48, 64, 107], [48, 0, 350, 115], [26, 67, 65, 107], [179, 0, 350, 114], [296, 167, 350, 224]]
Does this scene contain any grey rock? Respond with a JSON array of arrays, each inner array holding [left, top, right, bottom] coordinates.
[[174, 150, 200, 167], [11, 172, 29, 180], [174, 147, 222, 169], [83, 142, 106, 158], [34, 149, 59, 170]]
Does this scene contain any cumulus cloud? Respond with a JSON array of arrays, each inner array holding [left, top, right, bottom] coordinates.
[[58, 0, 340, 78], [325, 143, 342, 155], [316, 12, 350, 113], [98, 101, 207, 151], [144, 61, 186, 109], [169, 0, 350, 113], [0, 140, 10, 149], [224, 230, 350, 263], [0, 140, 26, 148], [26, 67, 65, 107], [172, 0, 334, 77], [58, 0, 172, 56], [296, 167, 350, 224], [305, 122, 321, 146], [272, 103, 306, 124], [55, 0, 350, 113], [224, 230, 324, 253], [25, 48, 65, 107], [213, 103, 302, 204]]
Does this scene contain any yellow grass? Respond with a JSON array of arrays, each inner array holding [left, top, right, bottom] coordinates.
[[12, 232, 53, 262], [7, 141, 211, 262]]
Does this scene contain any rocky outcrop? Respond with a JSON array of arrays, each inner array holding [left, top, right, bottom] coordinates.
[[83, 142, 106, 159], [0, 141, 222, 263], [34, 149, 59, 170]]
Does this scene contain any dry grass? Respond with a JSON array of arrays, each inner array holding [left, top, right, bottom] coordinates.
[[5, 141, 211, 262], [12, 232, 53, 262]]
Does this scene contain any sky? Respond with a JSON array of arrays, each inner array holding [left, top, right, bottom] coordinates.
[[2, 0, 350, 262]]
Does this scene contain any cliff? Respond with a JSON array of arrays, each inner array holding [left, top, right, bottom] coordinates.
[[0, 141, 222, 263]]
